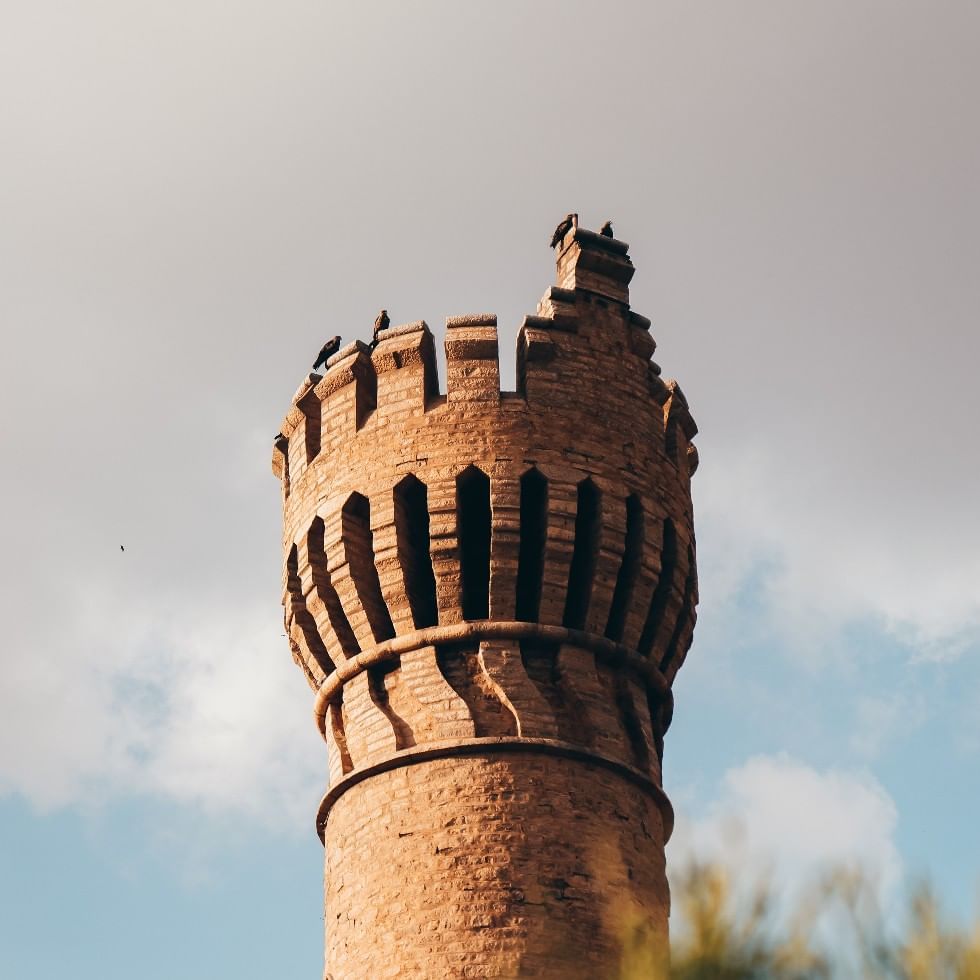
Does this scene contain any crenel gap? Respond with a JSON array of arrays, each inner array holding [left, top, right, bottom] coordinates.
[[286, 544, 334, 674], [308, 517, 359, 657], [394, 475, 438, 629], [342, 493, 395, 643]]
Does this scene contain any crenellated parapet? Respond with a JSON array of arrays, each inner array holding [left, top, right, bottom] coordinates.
[[274, 220, 700, 979]]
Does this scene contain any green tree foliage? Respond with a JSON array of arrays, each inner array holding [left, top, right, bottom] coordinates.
[[618, 863, 980, 980]]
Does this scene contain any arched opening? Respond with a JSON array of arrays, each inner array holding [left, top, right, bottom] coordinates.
[[341, 492, 395, 643], [308, 517, 358, 657], [638, 518, 677, 659], [456, 466, 491, 621], [605, 495, 644, 642], [286, 544, 334, 674], [394, 475, 438, 629], [516, 468, 548, 622], [563, 479, 601, 630], [660, 544, 697, 674]]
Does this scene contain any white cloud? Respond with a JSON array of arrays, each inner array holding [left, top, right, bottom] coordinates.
[[668, 755, 903, 913], [693, 441, 980, 663], [134, 611, 324, 827], [0, 581, 322, 832]]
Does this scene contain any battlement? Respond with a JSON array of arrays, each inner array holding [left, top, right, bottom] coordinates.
[[273, 227, 696, 495]]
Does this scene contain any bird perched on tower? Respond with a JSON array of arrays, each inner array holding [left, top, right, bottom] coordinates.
[[371, 309, 390, 349], [550, 213, 578, 248], [599, 220, 614, 238], [313, 335, 341, 371]]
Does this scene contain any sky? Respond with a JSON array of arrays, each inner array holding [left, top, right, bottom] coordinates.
[[1, 1, 978, 976]]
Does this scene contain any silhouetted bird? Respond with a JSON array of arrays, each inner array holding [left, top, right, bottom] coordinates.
[[120, 545, 124, 552], [550, 213, 578, 248], [371, 309, 390, 349], [599, 220, 614, 238], [312, 335, 341, 371]]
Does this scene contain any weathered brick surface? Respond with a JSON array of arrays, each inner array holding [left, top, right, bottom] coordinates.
[[273, 221, 698, 978], [325, 754, 669, 980]]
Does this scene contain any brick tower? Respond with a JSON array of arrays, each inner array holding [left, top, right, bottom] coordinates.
[[272, 218, 698, 979]]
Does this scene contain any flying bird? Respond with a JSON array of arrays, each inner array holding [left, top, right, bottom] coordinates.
[[312, 335, 342, 371], [550, 213, 578, 248], [599, 220, 614, 238], [120, 545, 124, 552], [371, 309, 390, 349]]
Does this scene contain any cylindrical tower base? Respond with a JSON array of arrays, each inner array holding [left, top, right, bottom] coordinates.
[[323, 746, 670, 979]]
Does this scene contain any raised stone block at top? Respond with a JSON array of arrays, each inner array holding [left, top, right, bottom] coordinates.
[[446, 313, 497, 329], [372, 321, 434, 374], [326, 339, 372, 370], [374, 319, 429, 343], [445, 314, 499, 404], [445, 315, 499, 361], [291, 372, 321, 406], [372, 321, 439, 411], [556, 228, 635, 304]]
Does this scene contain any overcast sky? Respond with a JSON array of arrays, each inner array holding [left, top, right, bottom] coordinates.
[[1, 2, 978, 977]]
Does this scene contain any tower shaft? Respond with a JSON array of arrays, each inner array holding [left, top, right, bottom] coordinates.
[[326, 754, 668, 977]]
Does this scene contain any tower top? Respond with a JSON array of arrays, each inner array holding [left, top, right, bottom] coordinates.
[[272, 219, 697, 498], [553, 220, 635, 304]]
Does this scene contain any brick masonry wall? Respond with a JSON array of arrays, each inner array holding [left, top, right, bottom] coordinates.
[[324, 753, 669, 979]]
